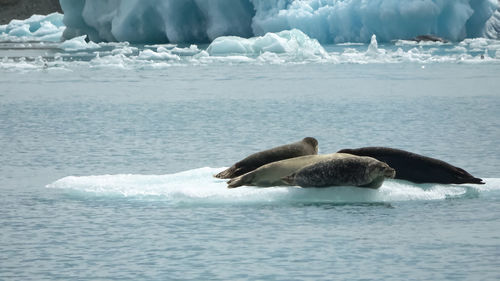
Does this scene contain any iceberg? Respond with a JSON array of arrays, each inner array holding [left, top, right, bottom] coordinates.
[[58, 0, 499, 44]]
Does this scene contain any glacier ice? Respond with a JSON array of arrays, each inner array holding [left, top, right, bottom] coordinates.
[[58, 0, 499, 44], [484, 7, 500, 39], [59, 0, 255, 43]]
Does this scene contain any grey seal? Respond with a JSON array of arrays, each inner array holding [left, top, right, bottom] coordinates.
[[227, 153, 352, 188], [281, 156, 396, 189], [215, 137, 318, 179], [337, 147, 484, 185]]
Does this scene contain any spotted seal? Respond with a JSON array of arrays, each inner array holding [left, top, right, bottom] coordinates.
[[227, 153, 352, 188], [281, 156, 396, 189]]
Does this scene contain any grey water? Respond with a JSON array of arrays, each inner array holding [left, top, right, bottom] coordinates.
[[1, 56, 500, 279]]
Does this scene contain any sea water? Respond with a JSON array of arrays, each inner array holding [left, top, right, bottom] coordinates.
[[1, 13, 500, 281]]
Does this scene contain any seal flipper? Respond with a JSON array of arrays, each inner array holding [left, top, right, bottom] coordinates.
[[359, 176, 385, 189], [227, 173, 255, 188], [281, 174, 296, 186]]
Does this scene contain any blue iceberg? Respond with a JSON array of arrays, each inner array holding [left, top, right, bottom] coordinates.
[[59, 0, 499, 44]]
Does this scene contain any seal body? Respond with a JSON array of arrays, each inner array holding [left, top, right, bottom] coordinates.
[[215, 137, 318, 179], [412, 35, 449, 43], [282, 156, 395, 188], [226, 153, 352, 188], [337, 147, 484, 185]]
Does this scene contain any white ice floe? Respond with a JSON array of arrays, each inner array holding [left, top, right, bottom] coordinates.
[[46, 167, 500, 205]]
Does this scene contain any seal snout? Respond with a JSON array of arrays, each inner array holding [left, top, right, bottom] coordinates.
[[385, 167, 396, 178]]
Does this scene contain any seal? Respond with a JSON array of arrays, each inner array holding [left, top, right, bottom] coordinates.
[[337, 147, 485, 185], [214, 137, 318, 179], [227, 153, 352, 188], [281, 156, 396, 188], [412, 35, 448, 43]]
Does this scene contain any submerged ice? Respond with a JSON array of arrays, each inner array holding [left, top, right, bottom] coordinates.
[[59, 0, 500, 44]]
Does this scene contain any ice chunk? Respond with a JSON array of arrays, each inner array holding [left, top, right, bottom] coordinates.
[[137, 49, 181, 61], [59, 35, 99, 51], [0, 13, 64, 42], [207, 29, 328, 59], [366, 34, 379, 56], [8, 24, 32, 37]]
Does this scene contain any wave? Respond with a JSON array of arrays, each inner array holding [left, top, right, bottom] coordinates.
[[46, 167, 500, 205], [57, 0, 499, 44]]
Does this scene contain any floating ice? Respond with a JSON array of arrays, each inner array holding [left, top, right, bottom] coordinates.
[[366, 34, 381, 57], [1, 36, 499, 72], [58, 0, 499, 44], [0, 13, 64, 42], [137, 48, 181, 61], [59, 35, 100, 51], [46, 167, 499, 205], [2, 14, 499, 72], [206, 29, 328, 60]]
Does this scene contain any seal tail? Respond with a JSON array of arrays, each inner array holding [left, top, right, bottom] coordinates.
[[469, 177, 485, 184], [459, 176, 485, 185], [454, 167, 485, 185], [214, 166, 240, 179], [227, 173, 255, 188]]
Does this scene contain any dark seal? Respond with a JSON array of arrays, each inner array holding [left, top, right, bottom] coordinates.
[[337, 147, 484, 185], [281, 156, 396, 189], [214, 137, 318, 179], [412, 35, 449, 43]]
